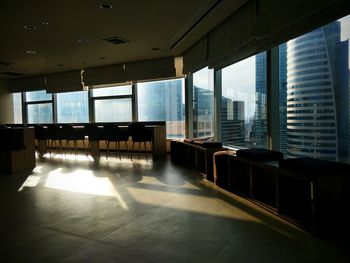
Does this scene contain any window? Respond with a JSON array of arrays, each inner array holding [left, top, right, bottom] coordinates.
[[25, 90, 53, 124], [279, 15, 350, 163], [92, 85, 133, 122], [221, 52, 267, 148], [12, 93, 22, 124], [56, 91, 89, 123], [193, 67, 214, 138], [137, 79, 185, 138], [27, 103, 53, 123]]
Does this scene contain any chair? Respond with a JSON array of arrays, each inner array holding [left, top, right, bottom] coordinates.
[[34, 124, 48, 157], [61, 124, 86, 156], [47, 124, 64, 156], [128, 122, 152, 161], [104, 123, 129, 160], [85, 123, 104, 160]]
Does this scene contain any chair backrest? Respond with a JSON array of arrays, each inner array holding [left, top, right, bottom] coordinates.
[[61, 124, 74, 140], [34, 124, 46, 140], [47, 124, 62, 140], [128, 122, 150, 142], [85, 124, 101, 141], [103, 123, 117, 141]]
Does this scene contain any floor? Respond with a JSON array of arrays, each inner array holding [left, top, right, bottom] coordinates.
[[1, 152, 349, 262]]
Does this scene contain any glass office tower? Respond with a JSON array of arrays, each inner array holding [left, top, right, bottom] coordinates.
[[286, 21, 349, 161]]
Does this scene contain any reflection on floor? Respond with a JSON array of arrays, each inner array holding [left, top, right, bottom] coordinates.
[[1, 153, 349, 262]]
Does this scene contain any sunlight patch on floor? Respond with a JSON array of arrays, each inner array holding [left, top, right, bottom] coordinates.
[[138, 176, 201, 190], [127, 187, 260, 222], [45, 168, 128, 210], [18, 175, 41, 192]]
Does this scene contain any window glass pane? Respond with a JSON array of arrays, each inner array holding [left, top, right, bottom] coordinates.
[[27, 103, 53, 123], [92, 85, 132, 97], [279, 15, 350, 163], [26, 90, 52, 102], [221, 54, 267, 148], [94, 98, 132, 122], [138, 79, 185, 138], [57, 91, 89, 123], [193, 67, 214, 138], [12, 93, 22, 124]]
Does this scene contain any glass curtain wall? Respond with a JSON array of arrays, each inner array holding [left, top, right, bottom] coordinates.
[[92, 85, 132, 122], [279, 14, 350, 163], [221, 53, 267, 148], [12, 93, 22, 124], [25, 90, 53, 123], [56, 91, 89, 123], [192, 67, 214, 138], [137, 78, 185, 138]]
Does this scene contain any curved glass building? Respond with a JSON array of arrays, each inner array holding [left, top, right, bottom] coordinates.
[[286, 21, 349, 161]]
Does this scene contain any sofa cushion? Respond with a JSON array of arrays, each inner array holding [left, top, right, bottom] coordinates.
[[279, 157, 350, 176], [236, 148, 283, 162]]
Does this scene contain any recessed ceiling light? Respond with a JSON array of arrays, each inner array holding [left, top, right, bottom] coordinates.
[[99, 56, 107, 60], [99, 3, 112, 9], [25, 50, 37, 55], [78, 39, 88, 44], [57, 64, 64, 67], [24, 25, 37, 30], [151, 48, 160, 51], [41, 21, 49, 27]]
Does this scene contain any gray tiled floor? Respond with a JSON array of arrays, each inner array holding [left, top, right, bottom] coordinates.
[[1, 154, 349, 262]]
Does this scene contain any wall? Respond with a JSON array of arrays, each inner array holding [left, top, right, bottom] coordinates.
[[0, 79, 14, 124]]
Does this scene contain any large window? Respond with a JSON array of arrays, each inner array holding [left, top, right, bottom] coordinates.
[[137, 79, 185, 138], [193, 67, 214, 138], [221, 53, 267, 148], [12, 93, 22, 124], [279, 15, 350, 163], [57, 91, 89, 123], [92, 85, 133, 122], [25, 90, 53, 124]]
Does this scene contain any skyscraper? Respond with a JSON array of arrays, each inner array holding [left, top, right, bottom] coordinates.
[[286, 21, 349, 161], [221, 98, 245, 146], [253, 52, 267, 148]]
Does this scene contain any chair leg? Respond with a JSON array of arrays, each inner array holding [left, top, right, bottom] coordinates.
[[125, 141, 129, 159], [138, 142, 141, 159], [106, 140, 110, 159], [74, 140, 77, 157], [131, 142, 135, 160], [118, 141, 121, 160], [144, 141, 147, 161]]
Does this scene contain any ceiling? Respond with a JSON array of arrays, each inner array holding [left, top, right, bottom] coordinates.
[[0, 0, 248, 79]]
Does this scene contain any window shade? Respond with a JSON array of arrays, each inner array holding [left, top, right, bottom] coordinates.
[[46, 70, 84, 93], [182, 0, 350, 72], [9, 76, 46, 92]]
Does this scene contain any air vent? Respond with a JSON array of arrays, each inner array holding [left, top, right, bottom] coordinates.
[[101, 36, 129, 45], [0, 72, 26, 76], [0, 61, 12, 66]]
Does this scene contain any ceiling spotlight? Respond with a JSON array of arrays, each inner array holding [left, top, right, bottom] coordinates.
[[99, 56, 107, 60], [78, 39, 88, 44], [25, 50, 37, 55], [99, 3, 112, 9], [41, 21, 49, 27], [24, 25, 37, 30]]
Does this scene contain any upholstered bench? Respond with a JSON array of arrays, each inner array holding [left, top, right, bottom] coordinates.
[[278, 157, 350, 233]]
